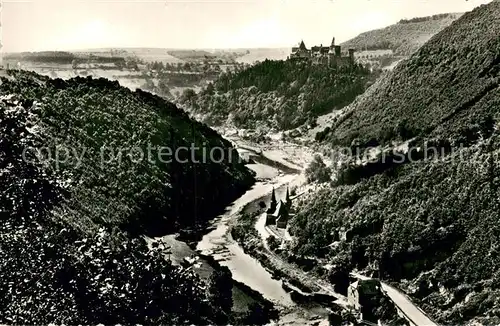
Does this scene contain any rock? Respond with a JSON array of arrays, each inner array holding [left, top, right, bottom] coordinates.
[[289, 129, 301, 138]]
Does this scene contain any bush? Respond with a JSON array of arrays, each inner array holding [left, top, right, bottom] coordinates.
[[267, 236, 281, 251], [328, 265, 351, 296], [305, 155, 331, 183]]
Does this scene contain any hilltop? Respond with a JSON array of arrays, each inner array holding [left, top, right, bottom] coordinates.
[[290, 2, 500, 324], [182, 59, 376, 132], [342, 12, 463, 56], [0, 70, 256, 324], [325, 6, 497, 148]]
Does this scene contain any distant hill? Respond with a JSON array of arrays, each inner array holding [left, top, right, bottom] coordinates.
[[235, 48, 289, 64], [118, 48, 184, 63], [0, 70, 255, 324], [327, 8, 496, 148], [292, 2, 500, 324], [5, 48, 184, 65], [342, 13, 463, 56]]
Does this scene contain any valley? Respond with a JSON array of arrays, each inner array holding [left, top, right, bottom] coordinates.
[[2, 1, 499, 325]]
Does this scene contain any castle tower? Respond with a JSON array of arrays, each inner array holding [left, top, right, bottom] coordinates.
[[330, 36, 335, 49], [267, 188, 277, 213], [334, 45, 341, 57], [299, 40, 306, 50]]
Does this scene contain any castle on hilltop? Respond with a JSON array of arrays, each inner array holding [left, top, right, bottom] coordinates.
[[288, 36, 355, 67]]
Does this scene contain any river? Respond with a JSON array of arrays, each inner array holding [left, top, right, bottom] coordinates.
[[147, 141, 331, 324], [196, 175, 298, 307], [149, 170, 298, 310]]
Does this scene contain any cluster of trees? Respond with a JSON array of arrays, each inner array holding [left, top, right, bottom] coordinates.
[[398, 13, 457, 24], [166, 49, 246, 63], [305, 155, 331, 184], [138, 78, 174, 98], [139, 61, 254, 93], [185, 59, 374, 130], [5, 51, 136, 67], [5, 51, 76, 64], [147, 61, 201, 72], [146, 60, 250, 75]]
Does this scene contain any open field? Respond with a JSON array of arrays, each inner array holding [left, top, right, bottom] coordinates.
[[235, 48, 289, 63]]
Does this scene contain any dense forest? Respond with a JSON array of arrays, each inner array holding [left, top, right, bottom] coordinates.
[[0, 70, 258, 324], [182, 59, 374, 130], [291, 2, 500, 324]]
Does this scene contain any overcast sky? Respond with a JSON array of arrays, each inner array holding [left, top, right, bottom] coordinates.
[[3, 0, 493, 52]]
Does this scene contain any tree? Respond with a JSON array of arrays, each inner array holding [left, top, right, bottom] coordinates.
[[285, 187, 291, 208], [157, 79, 172, 98], [305, 155, 331, 183], [207, 266, 233, 324], [140, 78, 155, 92], [114, 60, 125, 71], [328, 265, 351, 296], [350, 235, 367, 270], [180, 88, 197, 105], [204, 82, 215, 95], [243, 302, 266, 325], [267, 236, 281, 251]]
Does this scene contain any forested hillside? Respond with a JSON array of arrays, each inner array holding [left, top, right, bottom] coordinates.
[[291, 2, 500, 324], [0, 70, 256, 324], [182, 59, 374, 130], [342, 13, 462, 56]]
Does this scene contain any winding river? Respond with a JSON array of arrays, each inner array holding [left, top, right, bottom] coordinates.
[[149, 149, 301, 312], [148, 141, 332, 325], [196, 175, 298, 307]]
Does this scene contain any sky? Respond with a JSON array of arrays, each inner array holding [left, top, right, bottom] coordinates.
[[2, 0, 494, 52]]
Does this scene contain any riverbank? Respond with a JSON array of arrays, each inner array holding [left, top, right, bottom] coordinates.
[[228, 180, 349, 326]]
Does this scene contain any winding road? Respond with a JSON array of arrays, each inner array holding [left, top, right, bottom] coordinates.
[[243, 143, 438, 326], [353, 272, 437, 326]]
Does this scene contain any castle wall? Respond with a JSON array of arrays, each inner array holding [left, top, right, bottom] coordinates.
[[328, 55, 351, 68], [335, 45, 341, 57]]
